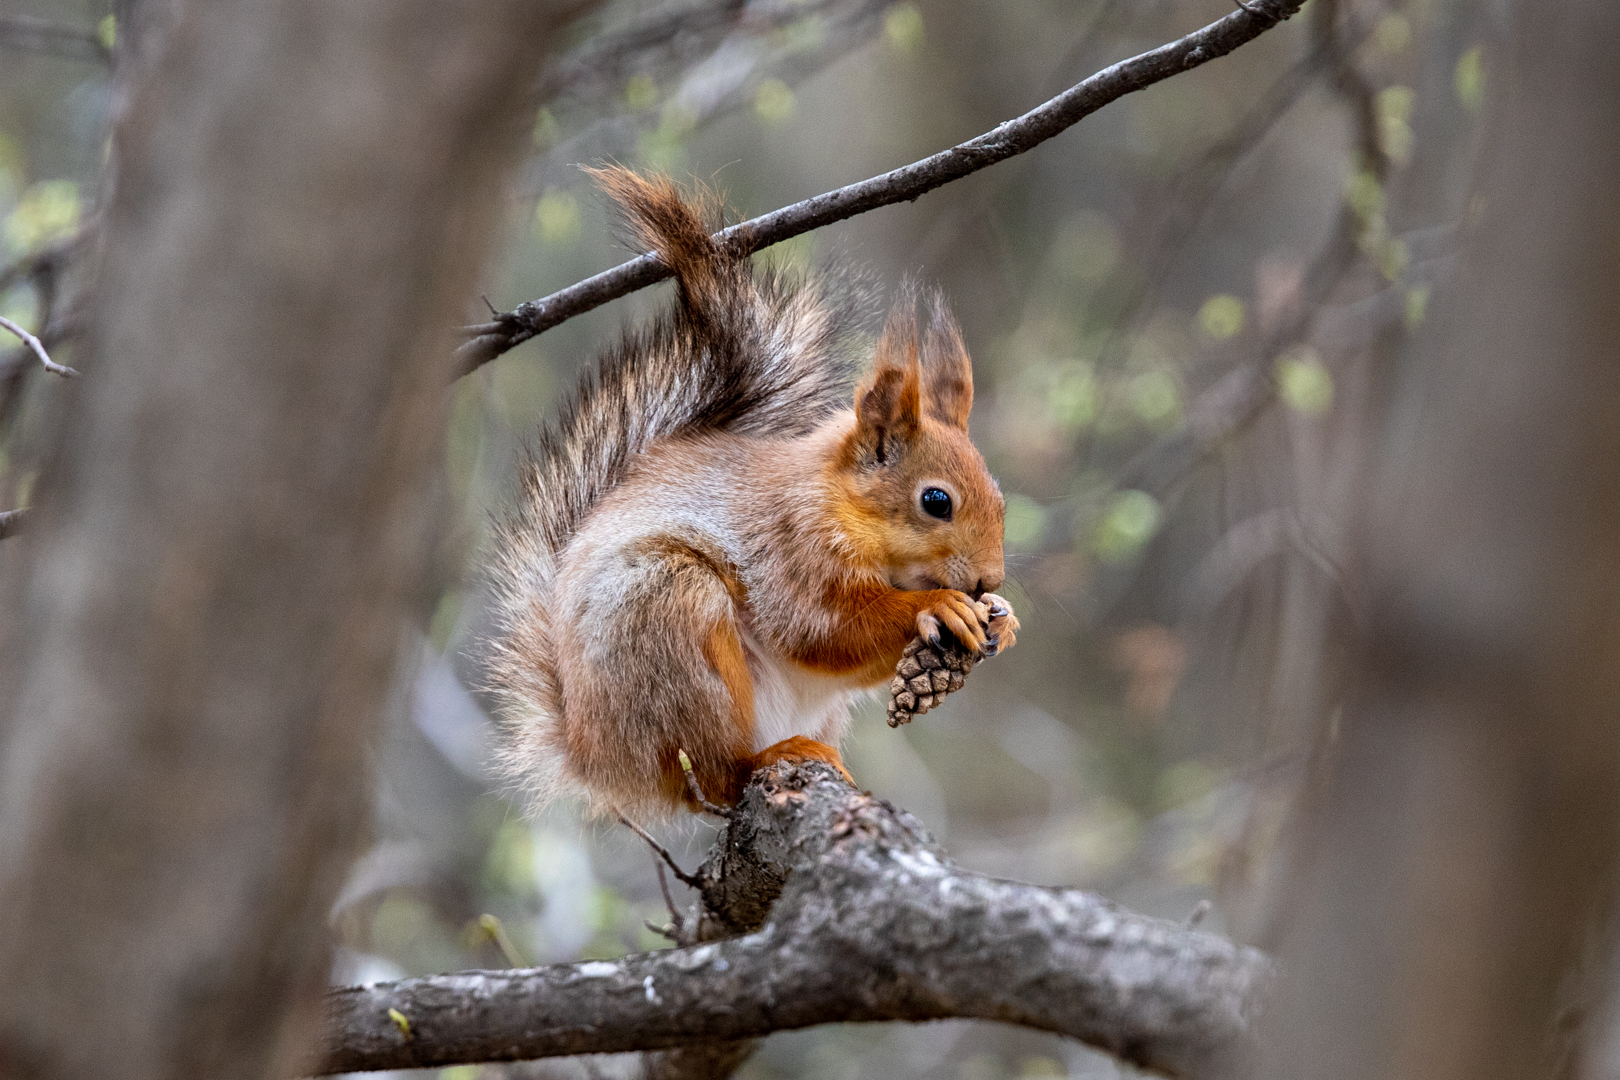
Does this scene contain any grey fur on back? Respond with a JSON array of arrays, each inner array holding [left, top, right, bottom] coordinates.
[[483, 170, 868, 807]]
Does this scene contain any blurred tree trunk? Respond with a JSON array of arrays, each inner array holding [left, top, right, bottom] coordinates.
[[0, 1, 582, 1077], [1258, 4, 1620, 1079]]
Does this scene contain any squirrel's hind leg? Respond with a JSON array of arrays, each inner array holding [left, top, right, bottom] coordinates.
[[554, 537, 757, 817]]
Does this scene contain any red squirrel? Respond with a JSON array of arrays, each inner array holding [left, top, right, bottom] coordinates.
[[487, 168, 1018, 819]]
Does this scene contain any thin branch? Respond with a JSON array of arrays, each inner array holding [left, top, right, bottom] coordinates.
[[531, 0, 751, 104], [457, 0, 1306, 374], [677, 748, 733, 818], [0, 230, 88, 427], [619, 814, 702, 889], [0, 508, 26, 541], [0, 15, 111, 64], [653, 862, 685, 934], [1085, 12, 1369, 357], [0, 315, 77, 378], [523, 0, 886, 198], [475, 914, 530, 969], [321, 762, 1272, 1077], [1102, 0, 1386, 503]]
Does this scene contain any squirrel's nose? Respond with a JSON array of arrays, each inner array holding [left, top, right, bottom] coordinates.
[[974, 571, 1003, 598]]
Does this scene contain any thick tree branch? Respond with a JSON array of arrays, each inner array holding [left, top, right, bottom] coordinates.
[[322, 762, 1272, 1077], [457, 0, 1305, 374]]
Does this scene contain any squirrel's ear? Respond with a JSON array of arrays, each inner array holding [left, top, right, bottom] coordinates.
[[922, 298, 973, 430], [854, 308, 922, 464]]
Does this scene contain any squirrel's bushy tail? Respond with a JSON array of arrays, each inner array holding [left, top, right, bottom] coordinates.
[[485, 168, 863, 810]]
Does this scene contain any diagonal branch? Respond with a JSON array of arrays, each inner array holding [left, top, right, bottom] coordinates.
[[456, 0, 1306, 374], [0, 315, 77, 378], [321, 762, 1272, 1077], [1, 230, 90, 427]]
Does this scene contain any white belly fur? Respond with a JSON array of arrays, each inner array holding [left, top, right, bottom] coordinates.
[[741, 629, 864, 752]]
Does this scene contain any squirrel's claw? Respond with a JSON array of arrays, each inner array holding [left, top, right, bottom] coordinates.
[[979, 592, 1020, 657], [917, 591, 993, 655]]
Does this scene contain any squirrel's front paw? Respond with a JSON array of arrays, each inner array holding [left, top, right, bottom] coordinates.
[[980, 593, 1019, 657], [917, 591, 992, 655]]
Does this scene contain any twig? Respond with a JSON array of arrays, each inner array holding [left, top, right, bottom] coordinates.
[[643, 863, 688, 944], [0, 315, 77, 377], [1312, 0, 1384, 181], [0, 233, 86, 416], [457, 0, 1306, 373], [678, 749, 732, 818], [0, 508, 26, 541], [320, 762, 1273, 1076], [1081, 13, 1367, 366], [1101, 0, 1383, 504], [531, 0, 749, 104], [523, 0, 886, 198], [654, 863, 685, 933], [619, 814, 702, 889], [476, 914, 531, 969]]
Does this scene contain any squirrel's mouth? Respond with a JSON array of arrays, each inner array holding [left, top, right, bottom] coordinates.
[[893, 562, 992, 596], [891, 569, 945, 592]]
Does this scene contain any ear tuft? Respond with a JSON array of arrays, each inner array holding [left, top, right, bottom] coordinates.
[[854, 301, 923, 462], [921, 293, 973, 430]]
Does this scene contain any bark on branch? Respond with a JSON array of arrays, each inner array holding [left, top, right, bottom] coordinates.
[[455, 0, 1305, 374], [322, 762, 1272, 1077]]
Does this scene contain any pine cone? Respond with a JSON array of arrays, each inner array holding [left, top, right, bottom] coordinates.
[[886, 635, 977, 727]]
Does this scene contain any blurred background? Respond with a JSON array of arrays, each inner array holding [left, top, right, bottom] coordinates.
[[0, 0, 1494, 1076]]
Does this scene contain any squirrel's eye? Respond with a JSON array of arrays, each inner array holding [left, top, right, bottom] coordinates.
[[920, 487, 953, 520]]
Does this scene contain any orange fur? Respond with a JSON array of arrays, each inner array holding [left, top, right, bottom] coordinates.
[[789, 582, 958, 682], [701, 618, 756, 743], [582, 167, 730, 323], [489, 170, 1017, 821], [744, 737, 852, 787]]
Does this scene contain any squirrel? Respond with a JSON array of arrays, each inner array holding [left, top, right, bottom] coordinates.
[[486, 167, 1018, 819]]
